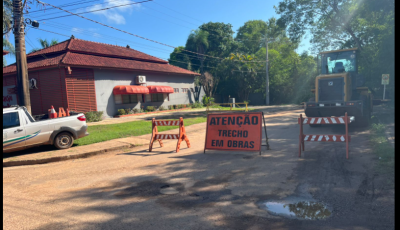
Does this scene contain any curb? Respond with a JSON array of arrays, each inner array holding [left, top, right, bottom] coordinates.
[[3, 144, 133, 168]]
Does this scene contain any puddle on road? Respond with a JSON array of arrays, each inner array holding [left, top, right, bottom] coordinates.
[[261, 201, 332, 220]]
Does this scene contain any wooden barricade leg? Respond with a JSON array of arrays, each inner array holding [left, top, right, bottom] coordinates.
[[176, 118, 183, 152], [299, 114, 303, 157], [181, 118, 191, 148], [345, 112, 349, 159], [155, 125, 163, 147], [149, 118, 156, 152]]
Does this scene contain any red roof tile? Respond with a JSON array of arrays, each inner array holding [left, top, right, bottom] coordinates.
[[26, 40, 69, 58], [3, 53, 65, 74], [61, 52, 200, 76], [27, 38, 167, 64], [68, 39, 167, 63]]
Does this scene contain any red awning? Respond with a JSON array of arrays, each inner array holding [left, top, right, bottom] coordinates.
[[147, 85, 174, 93], [113, 85, 149, 95]]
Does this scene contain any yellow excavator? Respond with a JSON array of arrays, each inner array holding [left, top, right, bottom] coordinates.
[[305, 48, 373, 127]]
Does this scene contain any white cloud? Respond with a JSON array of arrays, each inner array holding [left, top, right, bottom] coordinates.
[[86, 0, 141, 25]]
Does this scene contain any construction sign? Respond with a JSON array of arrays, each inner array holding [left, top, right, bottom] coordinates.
[[382, 74, 389, 85], [204, 112, 265, 154]]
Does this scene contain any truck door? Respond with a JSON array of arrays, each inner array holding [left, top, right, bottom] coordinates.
[[24, 117, 49, 147], [3, 111, 26, 151]]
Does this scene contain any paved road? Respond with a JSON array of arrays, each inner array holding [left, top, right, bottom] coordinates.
[[3, 109, 394, 230]]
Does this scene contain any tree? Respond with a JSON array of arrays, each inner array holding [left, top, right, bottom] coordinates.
[[3, 39, 15, 67], [185, 29, 209, 75], [3, 0, 13, 36], [200, 71, 219, 98], [30, 38, 58, 52], [168, 46, 191, 70]]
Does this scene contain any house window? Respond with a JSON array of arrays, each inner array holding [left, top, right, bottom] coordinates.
[[182, 88, 188, 93], [174, 88, 179, 93], [115, 94, 139, 104], [151, 93, 164, 102]]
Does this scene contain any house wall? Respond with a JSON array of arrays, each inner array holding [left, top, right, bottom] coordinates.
[[93, 69, 197, 117], [64, 68, 97, 113], [3, 68, 69, 115]]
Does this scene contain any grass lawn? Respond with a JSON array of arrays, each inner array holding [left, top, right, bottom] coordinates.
[[74, 116, 207, 146]]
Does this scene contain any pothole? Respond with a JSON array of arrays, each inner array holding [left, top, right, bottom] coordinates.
[[259, 200, 332, 220]]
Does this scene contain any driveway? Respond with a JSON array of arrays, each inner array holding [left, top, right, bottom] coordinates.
[[3, 108, 394, 230]]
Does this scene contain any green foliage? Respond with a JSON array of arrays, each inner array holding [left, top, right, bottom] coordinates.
[[84, 111, 103, 122], [30, 38, 59, 53], [202, 96, 215, 106], [117, 109, 126, 115], [145, 106, 155, 112], [124, 108, 131, 114], [191, 102, 203, 108], [132, 108, 139, 114], [158, 106, 165, 111]]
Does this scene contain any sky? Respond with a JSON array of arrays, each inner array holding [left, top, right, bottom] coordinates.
[[4, 0, 311, 66]]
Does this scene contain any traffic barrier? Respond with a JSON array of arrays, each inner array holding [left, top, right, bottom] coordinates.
[[298, 112, 353, 159], [48, 105, 58, 119], [204, 112, 270, 155], [58, 107, 67, 117], [149, 117, 190, 153]]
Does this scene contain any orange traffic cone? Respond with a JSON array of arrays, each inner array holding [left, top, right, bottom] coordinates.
[[49, 105, 58, 118], [66, 108, 70, 116]]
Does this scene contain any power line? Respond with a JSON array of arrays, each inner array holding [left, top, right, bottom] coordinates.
[[36, 0, 153, 21], [36, 0, 266, 63], [26, 0, 101, 15], [28, 25, 266, 73]]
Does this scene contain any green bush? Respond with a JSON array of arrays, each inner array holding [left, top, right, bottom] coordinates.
[[168, 105, 173, 110], [124, 108, 131, 114], [159, 106, 165, 111], [191, 102, 203, 108], [132, 108, 139, 114], [146, 106, 155, 112], [118, 109, 126, 115], [202, 96, 215, 106], [85, 111, 104, 122]]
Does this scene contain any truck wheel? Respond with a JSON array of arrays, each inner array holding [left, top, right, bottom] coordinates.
[[54, 132, 74, 149]]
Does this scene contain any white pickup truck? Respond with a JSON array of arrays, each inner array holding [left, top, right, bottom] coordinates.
[[3, 106, 89, 153]]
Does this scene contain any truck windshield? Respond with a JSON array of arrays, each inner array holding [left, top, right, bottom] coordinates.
[[321, 51, 356, 74]]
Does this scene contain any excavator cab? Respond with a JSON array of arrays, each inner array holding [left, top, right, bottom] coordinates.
[[306, 48, 372, 126]]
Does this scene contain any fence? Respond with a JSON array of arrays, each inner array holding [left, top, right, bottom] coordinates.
[[206, 102, 249, 113]]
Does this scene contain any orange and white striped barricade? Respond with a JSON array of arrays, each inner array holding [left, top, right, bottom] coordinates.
[[58, 107, 67, 117], [149, 117, 190, 153], [298, 112, 353, 159]]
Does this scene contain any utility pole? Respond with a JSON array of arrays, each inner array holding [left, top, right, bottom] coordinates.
[[265, 34, 270, 105], [13, 0, 31, 113]]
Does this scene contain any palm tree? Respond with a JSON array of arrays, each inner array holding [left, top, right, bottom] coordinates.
[[30, 38, 59, 52], [185, 29, 209, 75], [3, 0, 13, 36], [3, 39, 15, 67]]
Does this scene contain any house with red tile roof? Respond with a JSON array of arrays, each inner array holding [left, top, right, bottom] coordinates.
[[3, 36, 201, 117]]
